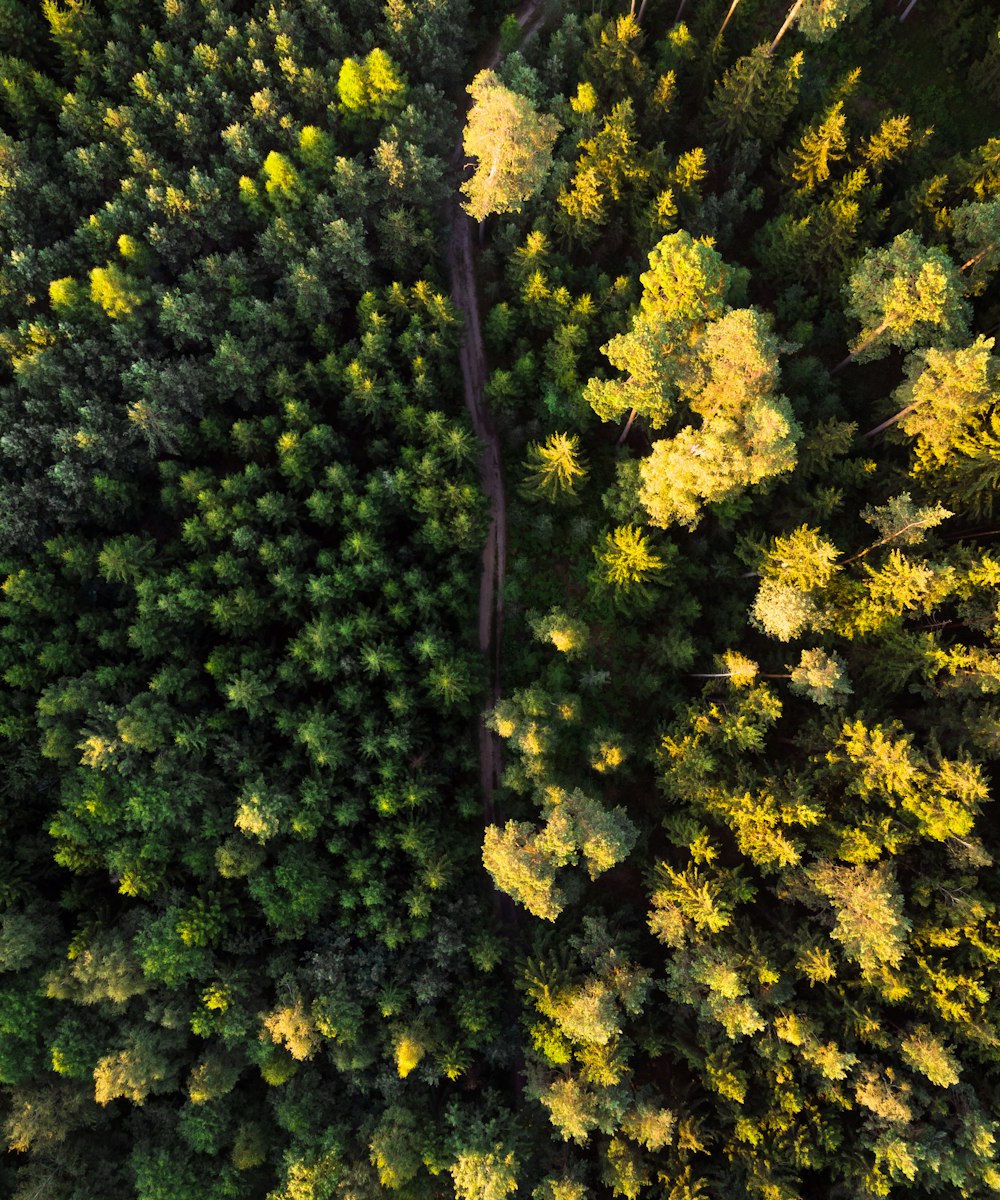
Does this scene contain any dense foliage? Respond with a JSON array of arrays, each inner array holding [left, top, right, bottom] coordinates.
[[0, 0, 998, 1197]]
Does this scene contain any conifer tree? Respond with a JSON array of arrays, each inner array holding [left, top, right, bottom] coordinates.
[[584, 231, 732, 436], [771, 0, 871, 52], [788, 102, 848, 191], [522, 433, 589, 503], [594, 525, 667, 601], [708, 45, 803, 145], [838, 230, 971, 368]]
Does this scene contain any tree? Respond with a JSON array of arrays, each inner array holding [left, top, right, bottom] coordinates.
[[337, 48, 407, 120], [838, 231, 970, 368], [637, 309, 800, 529], [461, 71, 561, 222], [708, 45, 803, 145], [522, 433, 589, 503], [863, 337, 996, 458], [482, 819, 574, 921], [584, 231, 733, 435], [788, 103, 848, 191], [771, 0, 870, 52], [750, 525, 840, 641], [530, 608, 589, 657], [594, 526, 668, 602], [803, 861, 910, 976], [89, 263, 141, 318], [789, 648, 852, 706], [451, 1145, 519, 1200], [952, 198, 1000, 292], [557, 99, 651, 240]]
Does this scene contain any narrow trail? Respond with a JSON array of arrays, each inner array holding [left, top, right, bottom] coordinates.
[[448, 217, 505, 822], [447, 0, 546, 826]]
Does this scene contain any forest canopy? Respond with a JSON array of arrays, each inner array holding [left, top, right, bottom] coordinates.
[[0, 0, 998, 1198]]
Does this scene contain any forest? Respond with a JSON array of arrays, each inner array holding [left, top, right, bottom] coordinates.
[[0, 0, 997, 1196]]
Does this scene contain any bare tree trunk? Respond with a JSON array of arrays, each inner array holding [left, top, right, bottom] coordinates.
[[832, 316, 894, 373], [898, 0, 918, 21], [770, 0, 805, 52], [674, 0, 689, 19], [843, 516, 943, 564], [616, 407, 638, 446], [961, 243, 996, 273], [717, 0, 741, 41], [690, 671, 791, 679], [636, 0, 649, 22], [863, 400, 920, 439]]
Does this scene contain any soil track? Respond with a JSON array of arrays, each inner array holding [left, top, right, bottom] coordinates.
[[447, 0, 546, 824]]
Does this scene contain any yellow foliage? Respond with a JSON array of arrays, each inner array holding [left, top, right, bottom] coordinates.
[[77, 734, 118, 771], [395, 1033, 425, 1077], [49, 276, 79, 308], [262, 999, 320, 1061], [90, 264, 140, 317]]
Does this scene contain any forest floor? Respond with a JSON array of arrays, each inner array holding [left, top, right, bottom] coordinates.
[[447, 0, 546, 825]]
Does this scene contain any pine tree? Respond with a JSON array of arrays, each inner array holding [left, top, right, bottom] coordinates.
[[771, 0, 871, 52], [838, 230, 971, 368], [522, 432, 589, 503], [788, 102, 848, 191], [708, 45, 803, 145]]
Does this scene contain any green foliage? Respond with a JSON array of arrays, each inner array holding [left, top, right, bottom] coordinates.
[[338, 48, 407, 121], [843, 230, 971, 364], [1, 0, 999, 1197], [708, 45, 803, 145]]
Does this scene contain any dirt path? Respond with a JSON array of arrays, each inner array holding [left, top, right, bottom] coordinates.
[[447, 216, 505, 822], [448, 0, 546, 824]]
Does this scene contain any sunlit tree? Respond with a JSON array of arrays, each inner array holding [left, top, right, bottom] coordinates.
[[461, 71, 561, 222]]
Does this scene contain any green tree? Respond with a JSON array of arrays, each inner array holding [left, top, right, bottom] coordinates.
[[584, 231, 733, 436], [771, 0, 871, 52], [838, 230, 970, 368], [952, 198, 1000, 292], [707, 45, 803, 145]]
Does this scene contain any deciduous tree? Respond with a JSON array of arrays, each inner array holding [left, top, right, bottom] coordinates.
[[461, 71, 560, 222]]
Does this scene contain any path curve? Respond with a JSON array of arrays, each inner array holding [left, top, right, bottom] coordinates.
[[448, 0, 546, 825]]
